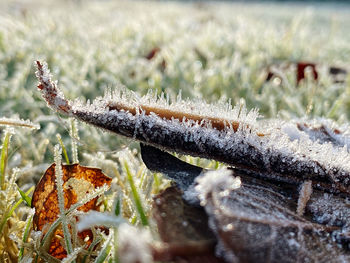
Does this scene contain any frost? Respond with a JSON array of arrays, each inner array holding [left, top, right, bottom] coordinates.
[[35, 61, 72, 115], [307, 193, 350, 228], [0, 117, 40, 130], [282, 123, 308, 142], [296, 118, 350, 149], [19, 255, 33, 263], [77, 211, 123, 231], [194, 170, 350, 262], [193, 169, 241, 206], [61, 247, 83, 263], [54, 145, 65, 215], [118, 223, 152, 263]]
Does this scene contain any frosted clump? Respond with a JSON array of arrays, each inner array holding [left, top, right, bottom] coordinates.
[[293, 118, 350, 149], [194, 169, 241, 206], [308, 193, 350, 228], [77, 211, 123, 231], [118, 223, 152, 263], [281, 123, 308, 142]]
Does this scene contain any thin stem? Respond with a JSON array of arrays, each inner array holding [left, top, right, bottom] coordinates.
[[124, 162, 148, 226], [0, 131, 11, 190], [57, 134, 70, 164], [70, 119, 79, 164]]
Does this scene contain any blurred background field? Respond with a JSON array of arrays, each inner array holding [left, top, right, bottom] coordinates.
[[0, 0, 350, 261], [1, 0, 350, 158]]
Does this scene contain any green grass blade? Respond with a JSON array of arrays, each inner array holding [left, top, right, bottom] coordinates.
[[41, 217, 62, 248], [114, 196, 121, 217], [124, 162, 148, 226], [81, 237, 102, 263], [0, 132, 11, 189], [57, 134, 70, 164], [18, 214, 33, 260], [18, 187, 32, 207], [0, 187, 34, 234], [153, 173, 160, 193], [94, 236, 112, 263]]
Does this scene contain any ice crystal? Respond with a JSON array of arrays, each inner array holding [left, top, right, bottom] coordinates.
[[307, 193, 350, 228], [35, 61, 72, 115], [194, 169, 241, 206], [53, 144, 73, 256], [77, 211, 123, 231], [118, 223, 152, 263]]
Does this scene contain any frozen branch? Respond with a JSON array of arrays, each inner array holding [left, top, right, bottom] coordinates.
[[35, 61, 350, 195]]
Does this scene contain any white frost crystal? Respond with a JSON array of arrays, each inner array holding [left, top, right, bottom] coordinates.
[[77, 211, 123, 231], [118, 223, 152, 263], [194, 169, 241, 206]]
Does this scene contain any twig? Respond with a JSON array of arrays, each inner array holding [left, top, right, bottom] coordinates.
[[35, 61, 350, 195]]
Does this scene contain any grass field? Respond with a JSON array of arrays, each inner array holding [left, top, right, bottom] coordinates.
[[0, 0, 350, 262]]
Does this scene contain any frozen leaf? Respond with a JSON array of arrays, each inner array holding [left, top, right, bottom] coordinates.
[[296, 120, 350, 148], [296, 62, 318, 85], [141, 144, 203, 191], [145, 47, 161, 60], [152, 186, 223, 263], [31, 163, 111, 259], [145, 150, 350, 262], [194, 169, 350, 263]]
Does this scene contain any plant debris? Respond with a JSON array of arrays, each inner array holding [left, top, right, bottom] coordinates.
[[36, 61, 350, 196], [141, 143, 203, 191], [31, 163, 112, 259], [145, 145, 350, 262], [152, 186, 223, 263], [35, 61, 350, 262], [193, 168, 350, 262]]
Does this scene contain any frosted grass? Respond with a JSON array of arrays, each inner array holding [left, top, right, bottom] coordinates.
[[1, 0, 350, 261]]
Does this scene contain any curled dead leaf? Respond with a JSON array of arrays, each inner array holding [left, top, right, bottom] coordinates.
[[32, 163, 111, 259], [199, 170, 350, 263]]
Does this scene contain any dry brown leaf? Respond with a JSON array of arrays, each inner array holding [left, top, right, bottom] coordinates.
[[152, 186, 224, 263], [32, 163, 111, 259]]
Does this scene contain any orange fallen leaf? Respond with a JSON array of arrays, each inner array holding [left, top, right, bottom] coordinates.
[[32, 163, 112, 259]]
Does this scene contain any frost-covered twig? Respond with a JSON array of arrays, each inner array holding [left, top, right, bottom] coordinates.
[[35, 61, 72, 115], [0, 117, 40, 130], [36, 61, 350, 195]]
